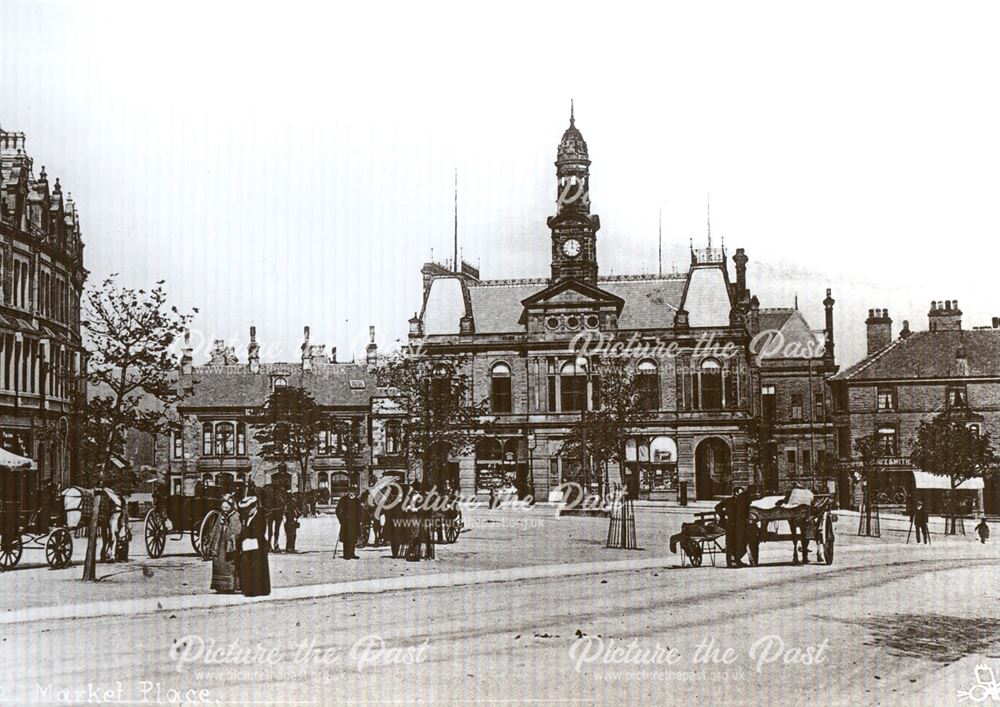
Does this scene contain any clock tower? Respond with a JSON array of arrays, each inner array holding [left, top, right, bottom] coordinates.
[[547, 104, 600, 284]]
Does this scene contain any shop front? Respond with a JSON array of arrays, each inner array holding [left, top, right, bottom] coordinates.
[[623, 435, 678, 500]]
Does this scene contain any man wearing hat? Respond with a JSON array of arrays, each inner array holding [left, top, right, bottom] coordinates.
[[336, 490, 361, 559], [237, 495, 271, 596]]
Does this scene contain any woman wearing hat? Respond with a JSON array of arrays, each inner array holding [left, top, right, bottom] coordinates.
[[209, 494, 242, 593], [237, 495, 271, 596]]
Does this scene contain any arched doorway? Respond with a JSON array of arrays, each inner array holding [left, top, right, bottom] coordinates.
[[695, 437, 732, 500]]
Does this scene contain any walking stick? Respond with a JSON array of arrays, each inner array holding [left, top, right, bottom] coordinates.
[[906, 517, 913, 544]]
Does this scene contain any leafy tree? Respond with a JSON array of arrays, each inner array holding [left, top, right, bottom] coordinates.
[[82, 275, 195, 485], [374, 352, 487, 489], [910, 414, 998, 534], [559, 357, 652, 498], [253, 386, 324, 508]]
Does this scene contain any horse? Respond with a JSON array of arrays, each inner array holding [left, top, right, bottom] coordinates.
[[746, 489, 820, 565], [260, 483, 287, 551], [61, 487, 128, 562]]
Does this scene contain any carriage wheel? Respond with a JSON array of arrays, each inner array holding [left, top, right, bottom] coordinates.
[[198, 511, 220, 560], [144, 509, 166, 559], [446, 517, 461, 544], [689, 544, 703, 567], [823, 513, 835, 565], [190, 519, 203, 556], [0, 534, 23, 570], [45, 528, 73, 569]]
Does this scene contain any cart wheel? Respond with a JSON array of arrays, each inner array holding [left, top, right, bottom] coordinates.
[[198, 511, 220, 559], [144, 509, 166, 559], [446, 517, 461, 543], [824, 513, 835, 565], [190, 518, 203, 556], [45, 527, 73, 569], [690, 545, 703, 567], [1, 534, 23, 569]]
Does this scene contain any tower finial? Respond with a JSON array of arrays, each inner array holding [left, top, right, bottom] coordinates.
[[570, 99, 575, 127], [706, 193, 712, 249], [658, 209, 663, 276], [453, 168, 459, 273]]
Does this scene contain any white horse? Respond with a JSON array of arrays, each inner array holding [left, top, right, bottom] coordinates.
[[61, 487, 129, 562]]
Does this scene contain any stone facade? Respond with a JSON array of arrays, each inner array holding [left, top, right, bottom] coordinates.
[[406, 112, 838, 501], [0, 126, 87, 487], [153, 326, 375, 498]]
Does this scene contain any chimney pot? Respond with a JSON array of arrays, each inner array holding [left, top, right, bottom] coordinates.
[[868, 309, 875, 318]]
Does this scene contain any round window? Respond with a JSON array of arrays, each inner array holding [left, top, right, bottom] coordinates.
[[585, 315, 600, 329], [546, 316, 560, 330], [566, 316, 580, 330]]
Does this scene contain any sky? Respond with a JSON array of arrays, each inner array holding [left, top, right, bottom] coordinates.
[[3, 0, 1000, 367]]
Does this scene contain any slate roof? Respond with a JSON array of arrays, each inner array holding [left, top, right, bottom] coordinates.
[[831, 329, 1000, 382], [179, 362, 375, 408], [461, 275, 687, 334], [758, 308, 794, 333]]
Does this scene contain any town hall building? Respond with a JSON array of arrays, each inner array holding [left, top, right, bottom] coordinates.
[[406, 111, 838, 501]]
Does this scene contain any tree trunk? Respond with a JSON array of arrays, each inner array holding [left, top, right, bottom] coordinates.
[[82, 492, 102, 582]]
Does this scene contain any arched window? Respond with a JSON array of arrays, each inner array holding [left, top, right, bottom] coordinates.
[[476, 437, 503, 462], [430, 364, 452, 414], [202, 422, 213, 456], [215, 422, 236, 457], [490, 361, 512, 414], [384, 419, 402, 455], [701, 359, 723, 410], [273, 376, 287, 390], [637, 359, 659, 411], [202, 473, 214, 485], [561, 357, 589, 412], [236, 422, 246, 456], [317, 472, 329, 489]]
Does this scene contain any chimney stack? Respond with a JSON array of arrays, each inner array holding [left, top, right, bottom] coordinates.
[[248, 325, 260, 373], [823, 288, 835, 363], [329, 346, 337, 363], [928, 299, 962, 332], [302, 326, 312, 371], [899, 320, 911, 339], [866, 308, 893, 355], [366, 325, 378, 366], [733, 248, 748, 299], [180, 331, 193, 375], [992, 317, 999, 329]]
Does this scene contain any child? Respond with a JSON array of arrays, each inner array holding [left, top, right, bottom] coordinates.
[[975, 517, 990, 544]]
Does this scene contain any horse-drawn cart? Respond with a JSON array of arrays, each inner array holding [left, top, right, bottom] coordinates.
[[746, 492, 836, 566], [144, 483, 221, 559], [670, 489, 836, 568], [1, 449, 130, 570]]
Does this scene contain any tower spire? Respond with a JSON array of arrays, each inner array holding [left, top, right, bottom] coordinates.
[[570, 98, 575, 127], [453, 168, 459, 273]]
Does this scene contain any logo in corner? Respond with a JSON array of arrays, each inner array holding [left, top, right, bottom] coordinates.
[[958, 663, 1000, 703]]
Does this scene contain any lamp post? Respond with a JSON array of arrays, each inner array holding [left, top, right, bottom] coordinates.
[[527, 432, 536, 501]]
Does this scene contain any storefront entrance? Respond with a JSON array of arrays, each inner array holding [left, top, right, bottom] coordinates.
[[695, 437, 732, 500]]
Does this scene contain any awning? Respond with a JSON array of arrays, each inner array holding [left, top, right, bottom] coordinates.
[[912, 470, 984, 490], [0, 446, 35, 470]]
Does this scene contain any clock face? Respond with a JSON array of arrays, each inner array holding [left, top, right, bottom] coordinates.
[[563, 238, 581, 258]]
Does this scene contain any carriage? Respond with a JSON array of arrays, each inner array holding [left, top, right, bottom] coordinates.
[[670, 489, 836, 568], [143, 482, 222, 559], [1, 449, 130, 570]]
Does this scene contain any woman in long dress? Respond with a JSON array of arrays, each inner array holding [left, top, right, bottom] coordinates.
[[237, 495, 270, 597], [210, 495, 241, 593]]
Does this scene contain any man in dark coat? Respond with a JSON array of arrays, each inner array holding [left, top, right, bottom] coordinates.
[[284, 496, 300, 553], [718, 486, 750, 568], [336, 491, 361, 559], [912, 501, 930, 544], [386, 482, 408, 558], [237, 495, 270, 597]]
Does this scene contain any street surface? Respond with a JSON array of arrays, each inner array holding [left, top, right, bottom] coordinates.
[[2, 504, 998, 705]]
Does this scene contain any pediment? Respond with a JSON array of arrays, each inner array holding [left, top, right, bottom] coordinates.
[[520, 278, 625, 311]]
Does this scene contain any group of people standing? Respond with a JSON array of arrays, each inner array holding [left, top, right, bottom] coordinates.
[[208, 493, 271, 597], [335, 481, 460, 562]]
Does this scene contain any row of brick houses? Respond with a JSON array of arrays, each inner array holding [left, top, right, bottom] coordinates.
[[830, 302, 1000, 514], [0, 126, 87, 488]]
